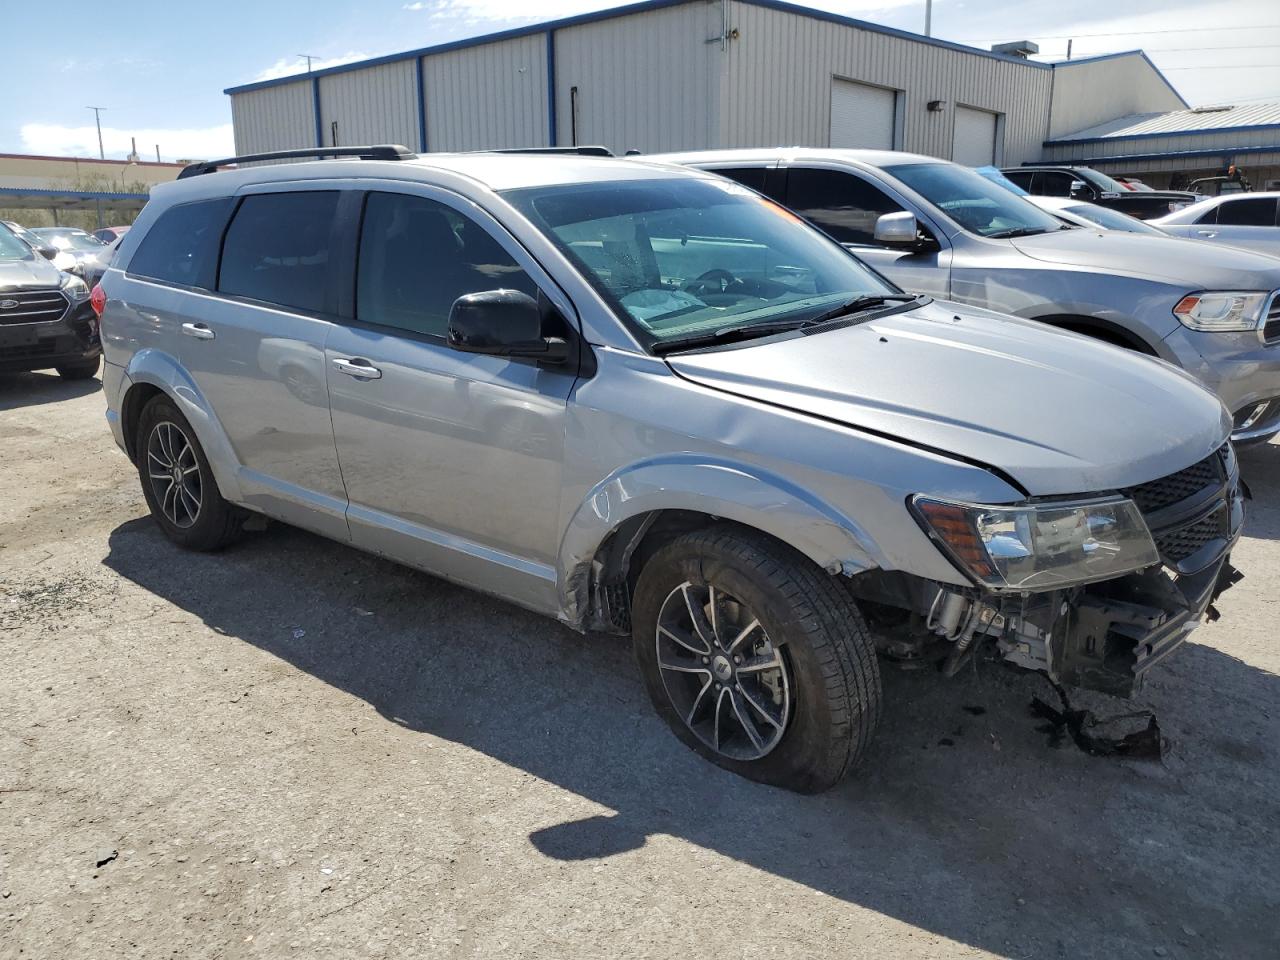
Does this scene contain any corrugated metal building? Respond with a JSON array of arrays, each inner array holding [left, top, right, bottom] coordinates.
[[1042, 98, 1280, 191], [224, 0, 1186, 168]]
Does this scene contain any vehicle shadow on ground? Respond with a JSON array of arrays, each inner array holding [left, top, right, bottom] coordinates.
[[0, 370, 100, 411], [1240, 441, 1280, 541], [102, 514, 1280, 959]]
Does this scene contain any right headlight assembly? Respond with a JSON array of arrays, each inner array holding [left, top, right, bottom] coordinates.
[[1172, 291, 1268, 332], [911, 495, 1160, 592]]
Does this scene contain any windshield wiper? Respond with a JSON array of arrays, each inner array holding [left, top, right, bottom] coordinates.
[[651, 317, 812, 355], [802, 293, 922, 327], [987, 227, 1052, 239]]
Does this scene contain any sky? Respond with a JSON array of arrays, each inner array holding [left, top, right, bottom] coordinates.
[[3, 0, 1279, 162]]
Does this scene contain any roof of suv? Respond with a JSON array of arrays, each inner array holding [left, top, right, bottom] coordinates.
[[650, 148, 938, 168], [151, 152, 707, 203]]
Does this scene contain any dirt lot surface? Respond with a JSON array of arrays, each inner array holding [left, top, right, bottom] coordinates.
[[1, 370, 1278, 960]]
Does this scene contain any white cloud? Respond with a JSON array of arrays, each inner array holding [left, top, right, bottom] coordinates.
[[252, 51, 373, 83], [19, 123, 235, 162]]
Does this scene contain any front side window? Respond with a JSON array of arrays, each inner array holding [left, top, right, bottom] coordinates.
[[504, 176, 897, 347], [128, 198, 233, 289], [1038, 172, 1077, 198], [1001, 170, 1035, 191], [784, 168, 904, 245], [356, 192, 536, 338], [886, 162, 1065, 238], [218, 192, 338, 313], [1215, 197, 1279, 227]]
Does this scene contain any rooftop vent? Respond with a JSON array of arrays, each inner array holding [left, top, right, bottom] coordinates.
[[991, 40, 1039, 58], [1190, 104, 1234, 114]]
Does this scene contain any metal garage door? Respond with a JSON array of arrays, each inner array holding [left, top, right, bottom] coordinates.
[[829, 79, 896, 150], [952, 106, 998, 166]]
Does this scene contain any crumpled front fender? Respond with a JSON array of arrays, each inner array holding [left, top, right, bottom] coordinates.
[[123, 348, 244, 503], [557, 454, 885, 628]]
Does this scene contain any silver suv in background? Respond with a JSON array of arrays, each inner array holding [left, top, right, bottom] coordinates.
[[98, 146, 1242, 792], [654, 149, 1280, 444]]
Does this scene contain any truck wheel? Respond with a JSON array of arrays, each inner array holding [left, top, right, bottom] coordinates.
[[55, 358, 100, 380], [136, 395, 244, 551], [632, 526, 882, 793]]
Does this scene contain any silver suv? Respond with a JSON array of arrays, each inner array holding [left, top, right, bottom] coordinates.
[[655, 149, 1280, 444], [98, 146, 1243, 792]]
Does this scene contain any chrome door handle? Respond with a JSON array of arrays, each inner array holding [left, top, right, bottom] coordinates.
[[332, 357, 382, 380], [181, 322, 215, 340], [1196, 229, 1218, 238]]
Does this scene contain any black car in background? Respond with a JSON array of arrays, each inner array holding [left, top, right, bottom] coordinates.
[[1001, 166, 1198, 220], [0, 226, 101, 380]]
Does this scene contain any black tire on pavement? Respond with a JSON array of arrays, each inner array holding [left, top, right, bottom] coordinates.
[[55, 357, 100, 380], [632, 525, 882, 793]]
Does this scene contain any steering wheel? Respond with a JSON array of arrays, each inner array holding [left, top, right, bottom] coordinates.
[[682, 267, 740, 296]]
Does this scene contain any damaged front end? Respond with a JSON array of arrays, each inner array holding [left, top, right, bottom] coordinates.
[[868, 442, 1244, 697]]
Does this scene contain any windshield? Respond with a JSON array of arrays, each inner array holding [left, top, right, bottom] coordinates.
[[0, 226, 35, 262], [1063, 203, 1165, 235], [504, 177, 898, 346], [885, 162, 1065, 238], [1077, 168, 1129, 193], [33, 229, 105, 252]]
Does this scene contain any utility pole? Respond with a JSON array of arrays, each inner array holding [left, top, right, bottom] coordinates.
[[86, 106, 107, 158], [299, 54, 318, 72], [924, 0, 931, 37], [1066, 38, 1073, 60]]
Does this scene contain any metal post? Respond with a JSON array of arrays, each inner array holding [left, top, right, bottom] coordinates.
[[86, 106, 107, 158], [924, 0, 931, 37], [1066, 38, 1073, 60]]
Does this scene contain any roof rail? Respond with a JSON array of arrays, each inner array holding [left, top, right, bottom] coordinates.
[[177, 145, 417, 179], [485, 146, 615, 157]]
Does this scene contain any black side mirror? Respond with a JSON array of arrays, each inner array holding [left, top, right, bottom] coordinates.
[[447, 289, 571, 364], [37, 245, 58, 260]]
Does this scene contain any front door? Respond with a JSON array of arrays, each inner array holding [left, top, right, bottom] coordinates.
[[325, 186, 578, 613], [182, 186, 347, 540], [780, 165, 952, 299]]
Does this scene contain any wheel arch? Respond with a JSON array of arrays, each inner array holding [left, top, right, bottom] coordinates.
[[1033, 313, 1158, 355], [557, 456, 883, 632], [120, 350, 245, 502]]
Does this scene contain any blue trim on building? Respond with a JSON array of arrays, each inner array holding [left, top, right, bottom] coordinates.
[[312, 76, 324, 148], [223, 0, 1053, 96], [546, 30, 557, 147], [1032, 144, 1280, 166], [416, 57, 428, 152], [1047, 122, 1280, 148]]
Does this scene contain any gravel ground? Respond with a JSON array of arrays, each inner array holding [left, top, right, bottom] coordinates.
[[1, 369, 1278, 960]]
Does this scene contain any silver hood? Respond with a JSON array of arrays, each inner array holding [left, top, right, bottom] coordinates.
[[1010, 230, 1280, 289], [0, 256, 63, 292], [667, 301, 1230, 496]]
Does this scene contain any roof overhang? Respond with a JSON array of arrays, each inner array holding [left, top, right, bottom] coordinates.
[[0, 187, 151, 212]]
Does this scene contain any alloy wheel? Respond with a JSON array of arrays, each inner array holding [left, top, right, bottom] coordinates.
[[655, 581, 791, 761], [146, 421, 203, 529]]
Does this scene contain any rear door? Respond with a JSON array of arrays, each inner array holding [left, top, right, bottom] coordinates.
[[184, 185, 348, 540], [323, 184, 578, 613], [1191, 196, 1280, 254], [779, 164, 951, 298]]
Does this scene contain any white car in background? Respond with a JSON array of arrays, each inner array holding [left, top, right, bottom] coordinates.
[[1026, 196, 1168, 236], [1153, 193, 1280, 259]]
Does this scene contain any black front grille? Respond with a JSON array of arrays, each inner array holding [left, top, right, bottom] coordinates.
[[0, 289, 69, 325], [1154, 505, 1231, 564], [1264, 293, 1280, 344], [1122, 444, 1227, 514]]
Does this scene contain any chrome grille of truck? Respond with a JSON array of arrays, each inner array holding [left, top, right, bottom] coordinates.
[[0, 289, 70, 325]]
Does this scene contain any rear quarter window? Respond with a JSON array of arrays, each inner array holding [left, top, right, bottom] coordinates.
[[126, 198, 233, 289]]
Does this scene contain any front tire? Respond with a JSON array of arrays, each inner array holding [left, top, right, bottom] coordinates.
[[136, 395, 244, 551], [55, 357, 100, 380], [632, 526, 882, 793]]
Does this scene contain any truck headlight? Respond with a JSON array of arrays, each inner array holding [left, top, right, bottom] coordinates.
[[1173, 291, 1268, 332], [60, 274, 90, 302], [911, 496, 1160, 592]]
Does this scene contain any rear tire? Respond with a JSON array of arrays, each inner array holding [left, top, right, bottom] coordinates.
[[55, 357, 100, 380], [136, 395, 244, 551], [631, 525, 882, 793]]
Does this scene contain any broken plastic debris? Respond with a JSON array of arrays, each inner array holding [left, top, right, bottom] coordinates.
[[291, 628, 306, 640]]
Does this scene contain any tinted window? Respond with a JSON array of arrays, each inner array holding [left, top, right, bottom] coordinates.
[[1037, 172, 1077, 198], [218, 192, 338, 313], [1215, 197, 1279, 226], [715, 167, 768, 192], [128, 198, 233, 288], [356, 192, 536, 338], [1002, 170, 1035, 191], [784, 168, 904, 245]]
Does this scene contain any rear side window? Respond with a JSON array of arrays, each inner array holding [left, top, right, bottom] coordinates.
[[356, 192, 536, 338], [784, 168, 904, 245], [218, 192, 338, 313], [127, 198, 233, 289], [1214, 197, 1279, 226], [1002, 170, 1035, 191]]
